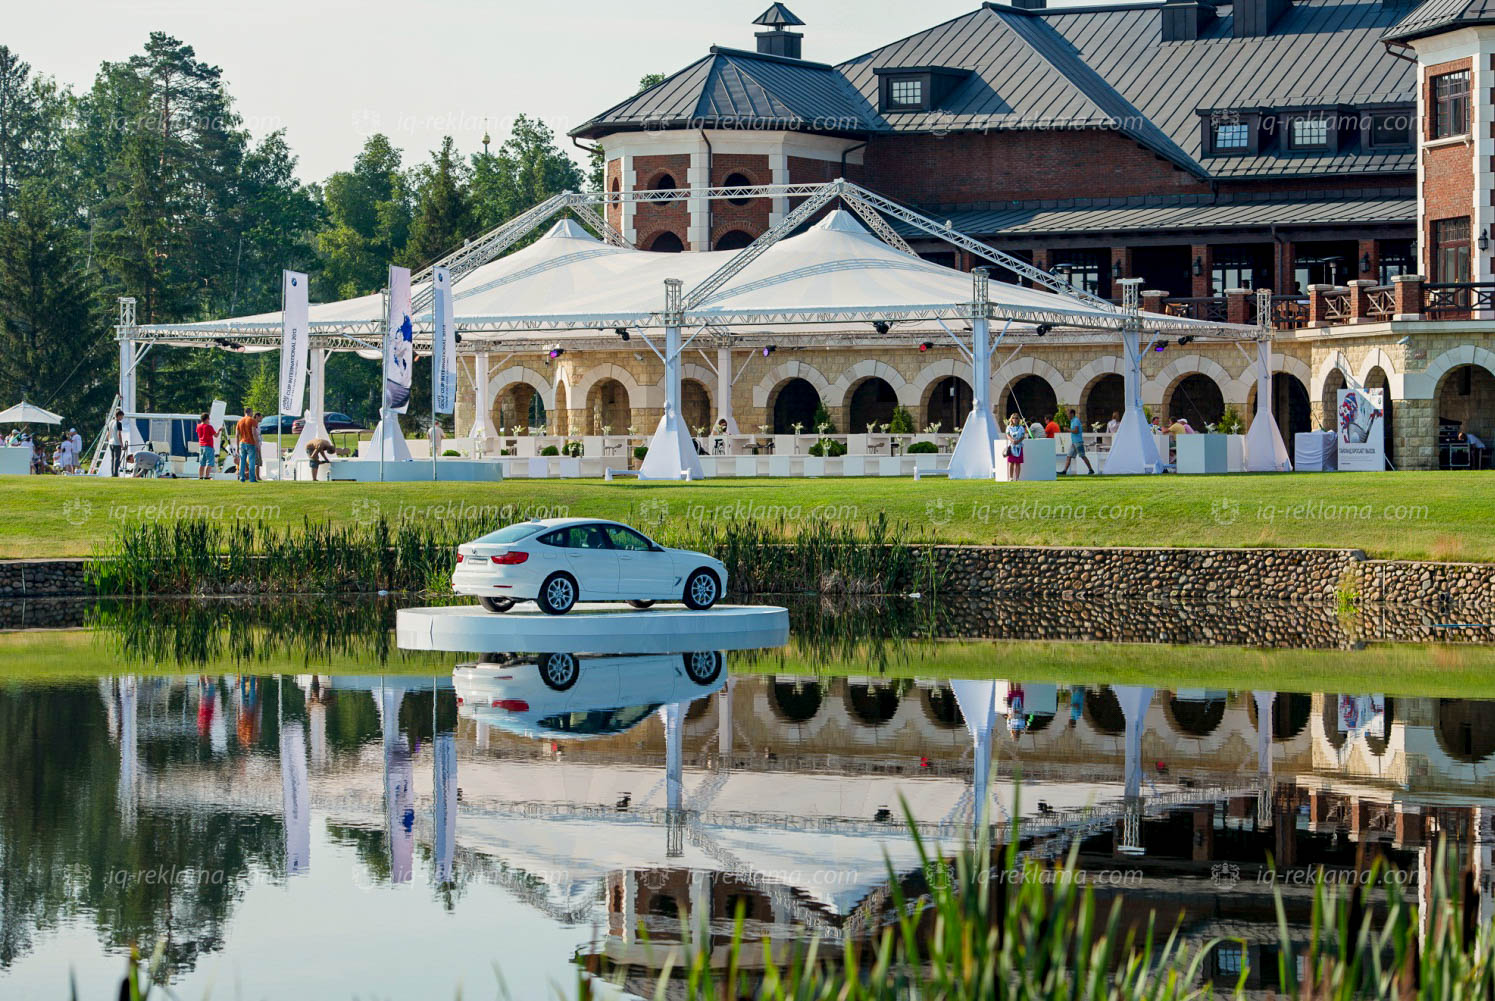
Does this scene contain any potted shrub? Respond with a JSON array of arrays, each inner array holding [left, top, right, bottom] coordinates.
[[540, 445, 560, 456]]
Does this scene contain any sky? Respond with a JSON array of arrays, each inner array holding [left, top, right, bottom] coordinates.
[[5, 0, 1034, 183]]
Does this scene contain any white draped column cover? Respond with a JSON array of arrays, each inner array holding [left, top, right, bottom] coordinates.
[[640, 280, 705, 480], [950, 680, 999, 825], [716, 347, 738, 433], [1102, 329, 1164, 474], [467, 352, 499, 440], [433, 731, 457, 886], [1244, 338, 1292, 471], [292, 348, 330, 457], [948, 268, 1000, 479], [1253, 690, 1276, 777], [379, 686, 415, 884], [1115, 684, 1154, 855]]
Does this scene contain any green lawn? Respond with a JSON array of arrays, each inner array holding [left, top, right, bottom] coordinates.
[[2, 470, 1489, 561]]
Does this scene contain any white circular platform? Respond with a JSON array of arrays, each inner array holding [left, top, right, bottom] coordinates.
[[396, 602, 789, 654]]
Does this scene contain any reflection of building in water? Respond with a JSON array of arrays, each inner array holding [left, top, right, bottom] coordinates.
[[90, 672, 1495, 992]]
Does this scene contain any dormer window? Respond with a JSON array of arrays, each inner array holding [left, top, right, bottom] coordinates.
[[1367, 107, 1413, 149], [874, 66, 969, 115], [1200, 110, 1261, 156]]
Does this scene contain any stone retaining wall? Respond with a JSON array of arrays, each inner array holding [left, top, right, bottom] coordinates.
[[2, 548, 1491, 609], [922, 546, 1362, 602], [0, 560, 88, 599]]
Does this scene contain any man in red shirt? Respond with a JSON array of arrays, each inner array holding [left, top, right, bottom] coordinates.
[[1043, 416, 1061, 438], [195, 412, 218, 480]]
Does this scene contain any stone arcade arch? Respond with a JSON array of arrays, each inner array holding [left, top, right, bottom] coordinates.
[[1162, 373, 1226, 428], [680, 378, 711, 431], [1000, 375, 1058, 425], [1435, 363, 1495, 449], [846, 376, 898, 431], [924, 376, 972, 430], [485, 366, 553, 431], [583, 378, 632, 434], [769, 378, 821, 434], [1364, 365, 1395, 467]]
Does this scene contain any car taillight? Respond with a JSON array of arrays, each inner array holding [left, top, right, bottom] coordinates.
[[490, 699, 529, 711], [455, 553, 464, 563], [491, 551, 529, 565]]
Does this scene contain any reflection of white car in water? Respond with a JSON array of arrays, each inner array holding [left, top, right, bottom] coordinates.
[[451, 518, 727, 615], [454, 651, 726, 740]]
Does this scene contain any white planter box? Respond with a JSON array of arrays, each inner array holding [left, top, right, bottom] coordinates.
[[802, 456, 826, 477], [996, 437, 1055, 481], [735, 456, 759, 476], [557, 457, 581, 478], [1176, 433, 1229, 474], [768, 456, 793, 476], [1225, 434, 1245, 472], [843, 456, 867, 476]]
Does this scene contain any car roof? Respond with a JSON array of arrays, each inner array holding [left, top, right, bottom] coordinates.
[[524, 517, 635, 530]]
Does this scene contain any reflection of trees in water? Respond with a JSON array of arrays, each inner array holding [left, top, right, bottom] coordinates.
[[0, 683, 284, 973], [1083, 686, 1126, 735], [1436, 700, 1495, 763], [1166, 695, 1225, 737]]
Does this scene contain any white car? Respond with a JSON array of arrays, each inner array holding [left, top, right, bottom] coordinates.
[[454, 651, 726, 741], [451, 518, 728, 615]]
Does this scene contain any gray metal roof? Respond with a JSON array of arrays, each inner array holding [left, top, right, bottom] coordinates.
[[1384, 0, 1495, 41], [575, 0, 1417, 181], [890, 194, 1416, 237]]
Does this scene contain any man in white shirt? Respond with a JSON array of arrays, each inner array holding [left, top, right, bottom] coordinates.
[[68, 428, 83, 471]]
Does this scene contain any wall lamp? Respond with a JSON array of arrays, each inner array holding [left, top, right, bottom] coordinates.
[[1481, 229, 1490, 253], [1192, 256, 1204, 277], [1360, 253, 1372, 274]]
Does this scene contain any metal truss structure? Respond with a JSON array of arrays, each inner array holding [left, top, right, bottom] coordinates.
[[119, 178, 1262, 355]]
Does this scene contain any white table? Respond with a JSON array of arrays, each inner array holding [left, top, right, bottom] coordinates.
[[1295, 431, 1338, 472]]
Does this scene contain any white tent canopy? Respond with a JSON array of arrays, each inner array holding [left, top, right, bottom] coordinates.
[[119, 181, 1268, 478], [0, 401, 63, 424]]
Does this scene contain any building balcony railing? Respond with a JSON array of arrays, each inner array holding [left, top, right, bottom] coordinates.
[[1423, 282, 1495, 318], [1162, 296, 1229, 323]]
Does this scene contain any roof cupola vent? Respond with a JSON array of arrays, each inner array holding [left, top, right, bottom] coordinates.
[[754, 3, 805, 59]]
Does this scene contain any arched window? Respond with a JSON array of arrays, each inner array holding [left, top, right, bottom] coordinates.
[[651, 172, 677, 191], [713, 230, 754, 251], [648, 231, 684, 253]]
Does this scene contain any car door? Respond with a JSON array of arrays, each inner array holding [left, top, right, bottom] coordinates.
[[604, 525, 676, 599], [561, 524, 620, 599]]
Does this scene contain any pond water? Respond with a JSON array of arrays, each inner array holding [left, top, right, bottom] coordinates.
[[2, 598, 1493, 1000]]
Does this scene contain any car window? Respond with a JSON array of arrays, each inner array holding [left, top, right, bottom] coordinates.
[[478, 522, 544, 545], [603, 526, 653, 551], [566, 525, 611, 549], [536, 704, 661, 736]]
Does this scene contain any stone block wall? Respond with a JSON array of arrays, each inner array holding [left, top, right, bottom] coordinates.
[[0, 560, 88, 598]]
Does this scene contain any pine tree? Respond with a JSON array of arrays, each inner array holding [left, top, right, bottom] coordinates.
[[403, 136, 470, 268], [0, 181, 108, 421]]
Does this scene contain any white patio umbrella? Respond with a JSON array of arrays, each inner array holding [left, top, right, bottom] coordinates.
[[0, 401, 62, 425]]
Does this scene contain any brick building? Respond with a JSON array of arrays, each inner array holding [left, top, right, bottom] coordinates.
[[461, 0, 1495, 470]]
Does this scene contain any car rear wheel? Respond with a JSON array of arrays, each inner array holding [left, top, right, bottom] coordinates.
[[538, 652, 579, 691], [682, 651, 723, 685], [478, 597, 515, 613], [682, 569, 720, 610], [627, 600, 655, 609], [538, 573, 578, 615]]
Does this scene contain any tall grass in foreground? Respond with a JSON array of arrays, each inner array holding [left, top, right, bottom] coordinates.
[[582, 811, 1492, 1001], [87, 513, 942, 597], [102, 807, 1495, 1001]]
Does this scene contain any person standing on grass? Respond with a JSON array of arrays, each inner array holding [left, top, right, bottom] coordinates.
[[1005, 413, 1026, 480], [106, 409, 126, 477], [234, 411, 259, 483], [195, 412, 218, 480], [1060, 408, 1094, 475], [251, 412, 265, 480], [428, 420, 444, 458]]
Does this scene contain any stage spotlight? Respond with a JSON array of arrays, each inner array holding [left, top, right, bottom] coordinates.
[[762, 345, 776, 357], [615, 328, 630, 341], [1154, 342, 1167, 352], [453, 332, 463, 344], [919, 341, 933, 352], [548, 347, 565, 360], [873, 321, 891, 334], [1035, 324, 1052, 337], [1177, 335, 1194, 346]]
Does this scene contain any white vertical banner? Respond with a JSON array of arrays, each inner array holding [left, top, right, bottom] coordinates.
[[1337, 388, 1384, 471], [432, 266, 457, 415], [384, 265, 414, 413], [278, 270, 309, 417]]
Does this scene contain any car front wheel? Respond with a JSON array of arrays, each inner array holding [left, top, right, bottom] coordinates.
[[682, 651, 723, 685], [538, 573, 578, 615], [538, 652, 579, 691], [478, 597, 515, 613], [682, 569, 720, 611]]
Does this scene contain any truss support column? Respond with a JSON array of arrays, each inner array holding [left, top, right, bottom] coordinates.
[[716, 347, 737, 434], [640, 280, 706, 480], [1102, 280, 1163, 475], [949, 269, 1000, 479], [1244, 296, 1291, 471], [116, 297, 138, 416], [661, 700, 685, 857]]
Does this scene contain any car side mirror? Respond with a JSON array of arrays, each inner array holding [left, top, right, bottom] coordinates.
[[651, 544, 665, 553]]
